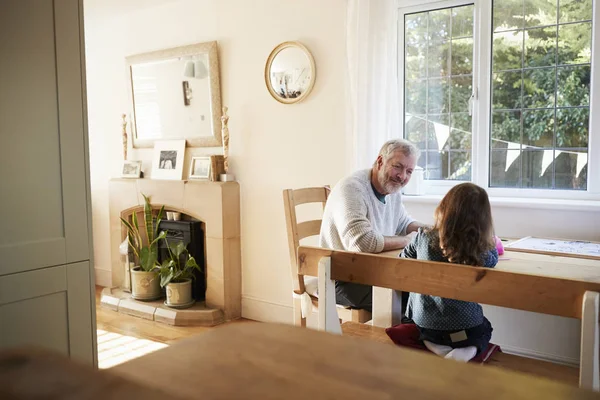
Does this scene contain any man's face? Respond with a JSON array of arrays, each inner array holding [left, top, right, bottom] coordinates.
[[376, 151, 417, 194]]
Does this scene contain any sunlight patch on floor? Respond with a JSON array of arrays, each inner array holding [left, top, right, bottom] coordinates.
[[97, 329, 168, 369]]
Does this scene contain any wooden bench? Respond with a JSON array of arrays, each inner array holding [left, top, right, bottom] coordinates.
[[297, 246, 600, 390]]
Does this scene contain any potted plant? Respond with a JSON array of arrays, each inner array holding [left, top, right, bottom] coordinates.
[[159, 239, 202, 308], [120, 194, 166, 301]]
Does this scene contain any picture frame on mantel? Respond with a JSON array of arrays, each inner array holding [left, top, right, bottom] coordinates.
[[188, 155, 225, 181], [151, 140, 186, 180], [189, 156, 211, 180], [121, 160, 142, 178]]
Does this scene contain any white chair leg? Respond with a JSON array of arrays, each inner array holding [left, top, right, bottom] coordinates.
[[293, 297, 306, 327], [372, 287, 403, 328], [580, 290, 600, 391], [318, 256, 341, 334]]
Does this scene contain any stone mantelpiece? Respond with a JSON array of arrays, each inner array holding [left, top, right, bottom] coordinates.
[[108, 179, 241, 320]]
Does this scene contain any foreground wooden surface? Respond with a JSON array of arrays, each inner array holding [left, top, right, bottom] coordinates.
[[0, 348, 184, 400], [341, 322, 581, 387], [114, 323, 598, 399]]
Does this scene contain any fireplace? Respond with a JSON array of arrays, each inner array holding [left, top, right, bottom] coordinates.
[[107, 178, 241, 323], [157, 219, 205, 301]]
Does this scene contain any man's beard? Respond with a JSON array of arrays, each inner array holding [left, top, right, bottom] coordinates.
[[378, 169, 404, 194]]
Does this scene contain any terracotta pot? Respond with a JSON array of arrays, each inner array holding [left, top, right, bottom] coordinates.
[[130, 267, 161, 301], [166, 279, 194, 307]]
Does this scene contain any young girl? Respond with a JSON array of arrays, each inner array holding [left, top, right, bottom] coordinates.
[[401, 183, 498, 362]]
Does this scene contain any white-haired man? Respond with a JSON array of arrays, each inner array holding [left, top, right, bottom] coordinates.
[[319, 139, 428, 311]]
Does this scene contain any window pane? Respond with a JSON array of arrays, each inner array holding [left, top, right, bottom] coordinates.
[[427, 114, 450, 150], [555, 151, 587, 189], [558, 22, 592, 65], [450, 113, 472, 149], [492, 110, 521, 146], [557, 65, 591, 106], [452, 6, 473, 38], [448, 151, 472, 180], [450, 75, 472, 113], [525, 26, 557, 68], [493, 31, 524, 71], [556, 107, 589, 147], [523, 109, 554, 147], [490, 149, 521, 187], [492, 71, 522, 109], [451, 38, 473, 75], [429, 9, 451, 42], [428, 41, 450, 77], [404, 6, 474, 182], [406, 43, 427, 80], [523, 68, 556, 108], [524, 0, 557, 28], [521, 149, 553, 188], [493, 0, 524, 32], [406, 79, 427, 114], [559, 0, 593, 23], [428, 78, 450, 113], [490, 0, 591, 190], [406, 115, 427, 146], [425, 150, 444, 179]]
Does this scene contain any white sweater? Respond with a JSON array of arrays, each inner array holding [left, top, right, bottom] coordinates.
[[319, 169, 414, 253]]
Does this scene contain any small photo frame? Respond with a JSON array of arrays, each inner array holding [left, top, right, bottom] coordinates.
[[189, 156, 211, 180], [121, 160, 142, 178], [151, 140, 186, 180]]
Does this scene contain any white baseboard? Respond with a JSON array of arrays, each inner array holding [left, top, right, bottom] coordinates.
[[241, 296, 293, 324], [94, 268, 112, 288], [496, 343, 580, 367]]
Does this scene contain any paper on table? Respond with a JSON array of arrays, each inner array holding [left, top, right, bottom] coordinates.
[[505, 236, 600, 259]]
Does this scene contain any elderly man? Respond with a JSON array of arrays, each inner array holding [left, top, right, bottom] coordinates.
[[319, 139, 427, 311]]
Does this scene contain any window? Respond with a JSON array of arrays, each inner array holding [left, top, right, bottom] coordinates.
[[400, 0, 596, 196], [405, 5, 475, 181]]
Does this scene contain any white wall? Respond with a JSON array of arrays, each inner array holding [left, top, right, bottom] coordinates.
[[85, 0, 600, 366], [84, 0, 348, 313]]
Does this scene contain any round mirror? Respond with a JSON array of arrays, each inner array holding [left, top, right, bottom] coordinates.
[[265, 42, 316, 104]]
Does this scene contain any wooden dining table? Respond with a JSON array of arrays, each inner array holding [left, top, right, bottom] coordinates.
[[374, 241, 600, 327]]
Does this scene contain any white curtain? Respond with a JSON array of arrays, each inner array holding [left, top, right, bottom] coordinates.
[[346, 0, 400, 171]]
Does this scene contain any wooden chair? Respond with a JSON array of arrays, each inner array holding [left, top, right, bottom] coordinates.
[[283, 187, 371, 327]]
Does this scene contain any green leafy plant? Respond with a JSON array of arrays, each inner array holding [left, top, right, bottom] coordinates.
[[120, 194, 166, 272], [158, 239, 203, 288]]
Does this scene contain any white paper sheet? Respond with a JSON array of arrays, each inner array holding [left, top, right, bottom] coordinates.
[[506, 236, 600, 258]]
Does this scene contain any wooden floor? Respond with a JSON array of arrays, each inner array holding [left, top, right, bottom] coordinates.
[[95, 286, 253, 367]]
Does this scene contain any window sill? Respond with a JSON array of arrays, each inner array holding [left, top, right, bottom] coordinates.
[[402, 194, 600, 212]]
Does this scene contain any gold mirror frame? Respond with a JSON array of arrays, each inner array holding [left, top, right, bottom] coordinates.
[[126, 41, 222, 148], [264, 41, 316, 104]]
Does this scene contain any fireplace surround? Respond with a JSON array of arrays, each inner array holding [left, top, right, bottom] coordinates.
[[103, 178, 241, 324]]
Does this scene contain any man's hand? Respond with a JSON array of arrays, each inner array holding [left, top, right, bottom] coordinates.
[[382, 231, 417, 251], [407, 221, 430, 233]]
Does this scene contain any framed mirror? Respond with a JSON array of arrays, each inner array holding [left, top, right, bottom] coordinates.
[[126, 41, 222, 148], [264, 41, 316, 104]]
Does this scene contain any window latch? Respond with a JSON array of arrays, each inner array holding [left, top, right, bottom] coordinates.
[[468, 92, 475, 116]]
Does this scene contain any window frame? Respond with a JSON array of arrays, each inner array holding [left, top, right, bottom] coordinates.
[[397, 0, 600, 200]]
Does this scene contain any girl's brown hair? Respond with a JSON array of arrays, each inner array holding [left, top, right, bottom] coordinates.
[[431, 183, 495, 266]]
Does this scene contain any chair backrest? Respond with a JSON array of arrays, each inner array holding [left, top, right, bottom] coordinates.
[[283, 187, 330, 294]]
